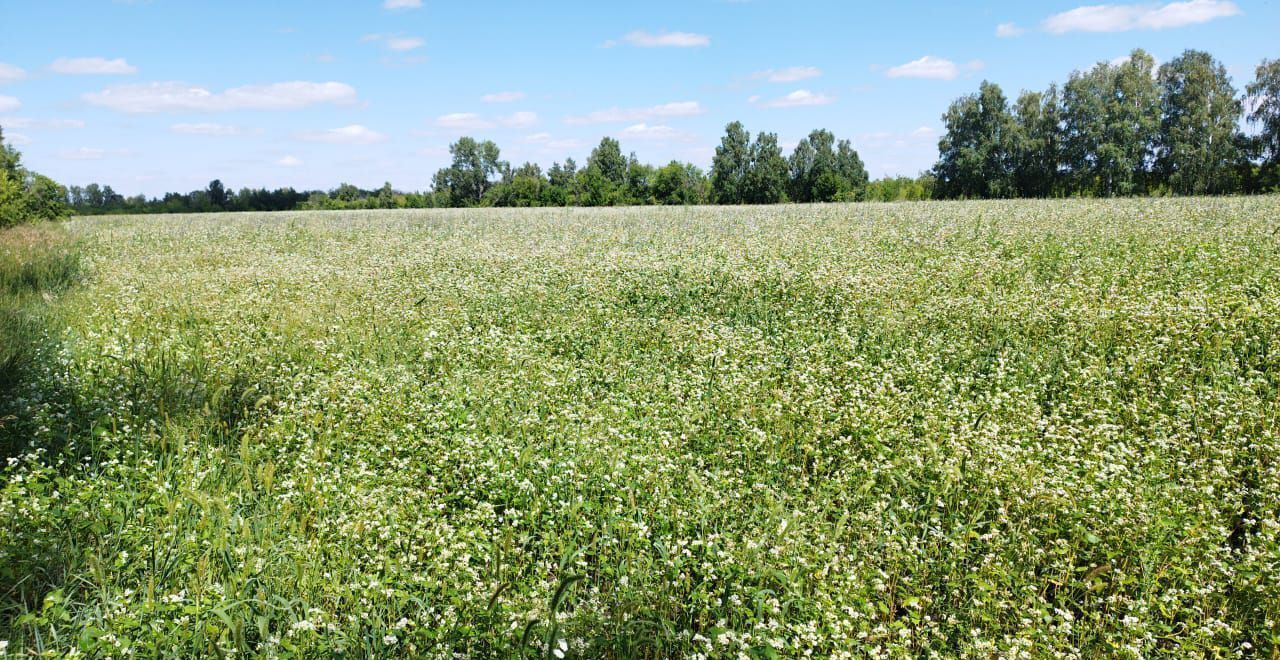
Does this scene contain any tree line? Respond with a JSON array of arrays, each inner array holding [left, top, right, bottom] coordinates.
[[64, 127, 892, 215], [8, 46, 1278, 222], [933, 50, 1280, 198]]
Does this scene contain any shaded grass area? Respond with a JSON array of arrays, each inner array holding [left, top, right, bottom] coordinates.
[[0, 224, 82, 451]]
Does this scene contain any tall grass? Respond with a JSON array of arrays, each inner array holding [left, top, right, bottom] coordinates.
[[0, 223, 80, 395]]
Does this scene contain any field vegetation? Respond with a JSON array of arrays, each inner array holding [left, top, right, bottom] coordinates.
[[2, 198, 1278, 657]]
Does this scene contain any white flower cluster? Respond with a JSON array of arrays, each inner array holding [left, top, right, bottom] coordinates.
[[1, 198, 1277, 656]]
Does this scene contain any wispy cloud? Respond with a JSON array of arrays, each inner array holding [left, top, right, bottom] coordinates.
[[50, 57, 137, 75], [885, 56, 983, 80], [1042, 0, 1241, 33], [604, 30, 710, 48], [362, 34, 425, 51], [996, 22, 1025, 37], [296, 124, 387, 145], [482, 91, 526, 103], [83, 81, 357, 113], [383, 0, 421, 9], [277, 155, 302, 167], [618, 123, 694, 142], [1, 117, 84, 130], [0, 96, 20, 112], [170, 122, 243, 136], [435, 113, 495, 131], [750, 66, 821, 83], [500, 111, 538, 128], [0, 63, 27, 84], [758, 90, 835, 108], [564, 101, 703, 125]]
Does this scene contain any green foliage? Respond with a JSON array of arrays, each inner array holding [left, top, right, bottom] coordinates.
[[935, 81, 1019, 199], [787, 129, 869, 203], [3, 200, 1280, 656], [1246, 59, 1280, 186], [937, 49, 1275, 200], [433, 137, 509, 207], [0, 128, 68, 227], [1157, 50, 1244, 195]]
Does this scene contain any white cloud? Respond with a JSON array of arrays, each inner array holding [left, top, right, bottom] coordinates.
[[996, 22, 1025, 37], [363, 34, 425, 51], [386, 37, 425, 51], [170, 122, 242, 136], [435, 113, 495, 130], [0, 63, 27, 84], [1042, 0, 1241, 33], [0, 95, 19, 112], [383, 0, 421, 9], [751, 66, 821, 83], [885, 56, 982, 81], [1, 117, 84, 130], [50, 57, 138, 75], [911, 126, 936, 137], [297, 124, 387, 144], [277, 155, 302, 167], [482, 91, 526, 103], [618, 123, 693, 142], [59, 147, 106, 160], [6, 132, 31, 146], [761, 89, 835, 108], [83, 81, 357, 113], [605, 31, 710, 48], [746, 95, 761, 104], [500, 111, 538, 128], [564, 101, 703, 125], [524, 132, 552, 143]]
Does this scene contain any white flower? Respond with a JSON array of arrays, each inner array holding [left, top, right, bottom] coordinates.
[[383, 634, 398, 646]]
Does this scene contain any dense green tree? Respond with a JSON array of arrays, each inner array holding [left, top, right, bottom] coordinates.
[[1012, 86, 1063, 197], [711, 121, 752, 204], [934, 81, 1018, 198], [788, 129, 869, 202], [587, 137, 627, 187], [1157, 50, 1244, 195], [1, 127, 68, 226], [207, 179, 229, 210], [835, 139, 869, 199], [432, 137, 507, 206], [652, 161, 709, 205], [546, 159, 577, 206], [1063, 51, 1162, 196], [743, 131, 789, 204], [625, 155, 654, 205], [1247, 59, 1280, 185]]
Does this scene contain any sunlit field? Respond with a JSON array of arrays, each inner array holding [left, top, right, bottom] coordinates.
[[2, 198, 1279, 657]]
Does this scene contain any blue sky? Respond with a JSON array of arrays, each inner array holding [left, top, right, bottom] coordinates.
[[0, 0, 1273, 196]]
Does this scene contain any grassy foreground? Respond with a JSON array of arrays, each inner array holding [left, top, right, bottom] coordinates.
[[2, 199, 1278, 657]]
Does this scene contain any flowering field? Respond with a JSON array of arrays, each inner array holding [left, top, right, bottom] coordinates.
[[2, 198, 1279, 657]]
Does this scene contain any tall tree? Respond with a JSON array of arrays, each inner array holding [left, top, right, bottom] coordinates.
[[711, 121, 752, 204], [432, 137, 507, 206], [743, 131, 788, 204], [835, 139, 869, 200], [1157, 50, 1244, 195], [587, 137, 627, 187], [207, 179, 229, 210], [1247, 59, 1280, 185], [934, 81, 1018, 198], [1012, 85, 1063, 197]]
